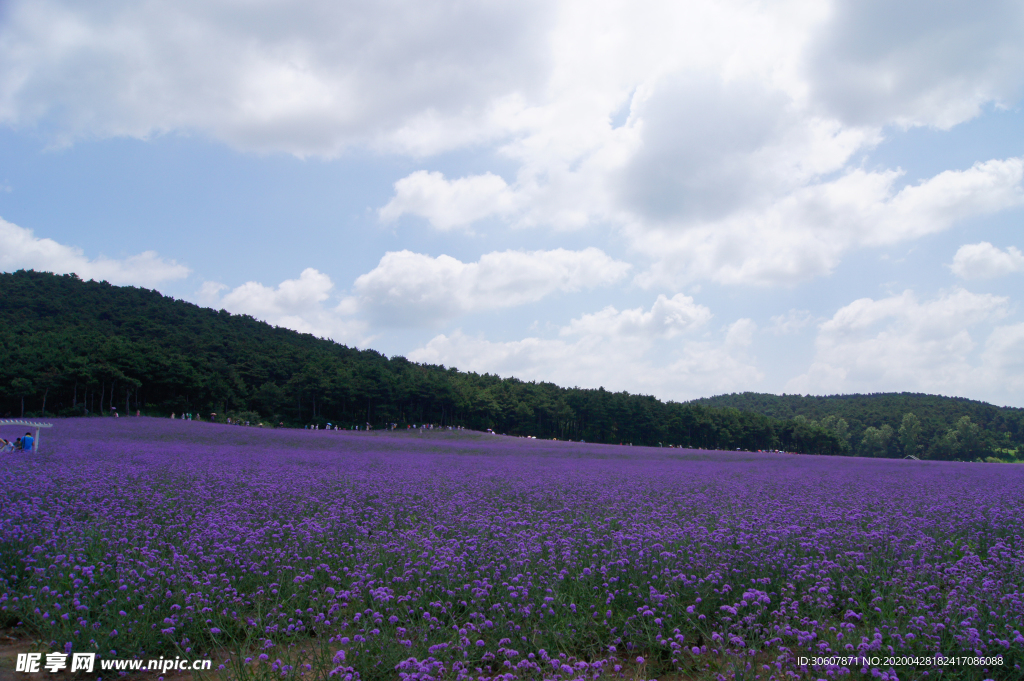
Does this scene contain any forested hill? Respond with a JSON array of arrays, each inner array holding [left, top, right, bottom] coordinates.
[[692, 392, 1023, 460], [1, 269, 1019, 460]]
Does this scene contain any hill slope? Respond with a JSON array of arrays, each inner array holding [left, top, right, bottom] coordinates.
[[1, 270, 846, 454], [2, 270, 1020, 459]]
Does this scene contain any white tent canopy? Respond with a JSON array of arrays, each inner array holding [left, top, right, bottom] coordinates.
[[0, 419, 53, 452]]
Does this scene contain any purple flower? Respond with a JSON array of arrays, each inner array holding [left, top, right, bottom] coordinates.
[[3, 416, 1019, 680]]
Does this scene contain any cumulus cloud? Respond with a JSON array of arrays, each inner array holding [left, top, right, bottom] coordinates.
[[787, 288, 1022, 403], [950, 242, 1024, 279], [982, 323, 1024, 395], [4, 0, 1024, 286], [0, 0, 550, 155], [0, 216, 190, 286], [633, 156, 1024, 287], [617, 75, 873, 225], [378, 171, 516, 230], [197, 248, 629, 338], [408, 295, 761, 400], [353, 248, 630, 326], [725, 318, 758, 348], [560, 294, 710, 339], [878, 159, 1024, 241], [198, 268, 367, 343], [805, 0, 1024, 129]]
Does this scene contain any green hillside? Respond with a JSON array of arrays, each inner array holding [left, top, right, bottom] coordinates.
[[692, 392, 1023, 460], [2, 269, 1019, 460], [1, 270, 845, 454]]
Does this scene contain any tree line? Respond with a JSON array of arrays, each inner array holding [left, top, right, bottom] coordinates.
[[3, 270, 1017, 460], [694, 392, 1023, 461]]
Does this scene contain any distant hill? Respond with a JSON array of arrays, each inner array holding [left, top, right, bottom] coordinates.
[[0, 270, 847, 454], [692, 392, 1023, 460], [1, 270, 1019, 460]]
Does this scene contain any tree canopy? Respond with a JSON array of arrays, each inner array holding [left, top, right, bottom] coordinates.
[[693, 392, 1023, 460]]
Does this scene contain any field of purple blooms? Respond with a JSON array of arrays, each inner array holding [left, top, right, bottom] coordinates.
[[1, 418, 1022, 681]]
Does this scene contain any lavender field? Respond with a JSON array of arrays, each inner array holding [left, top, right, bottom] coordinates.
[[1, 419, 1022, 681]]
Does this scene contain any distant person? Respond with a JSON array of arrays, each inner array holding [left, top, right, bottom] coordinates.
[[0, 438, 12, 453], [22, 432, 33, 451]]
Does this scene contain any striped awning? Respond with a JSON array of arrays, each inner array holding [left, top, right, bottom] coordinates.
[[0, 420, 53, 428]]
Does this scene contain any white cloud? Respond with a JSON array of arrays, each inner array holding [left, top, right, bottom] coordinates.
[[787, 288, 1022, 403], [725, 318, 757, 347], [198, 268, 367, 343], [0, 216, 189, 286], [0, 0, 551, 156], [616, 76, 876, 225], [408, 295, 761, 400], [878, 158, 1024, 242], [982, 323, 1024, 395], [769, 309, 815, 335], [379, 171, 516, 230], [805, 0, 1024, 129], [198, 249, 631, 339], [560, 294, 710, 339], [950, 242, 1024, 279], [633, 157, 1024, 287], [353, 248, 630, 326], [5, 0, 1024, 287]]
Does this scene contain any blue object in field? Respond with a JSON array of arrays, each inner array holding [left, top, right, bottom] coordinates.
[[0, 420, 52, 452]]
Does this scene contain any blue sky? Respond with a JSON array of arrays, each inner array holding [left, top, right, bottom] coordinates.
[[2, 0, 1023, 407]]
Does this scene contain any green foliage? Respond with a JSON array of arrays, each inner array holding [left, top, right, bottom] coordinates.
[[694, 392, 1023, 461], [1, 270, 846, 454], [899, 412, 922, 458], [819, 414, 851, 454], [857, 424, 894, 458], [932, 415, 985, 461]]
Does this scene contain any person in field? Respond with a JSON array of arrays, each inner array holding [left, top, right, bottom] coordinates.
[[22, 432, 33, 452]]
